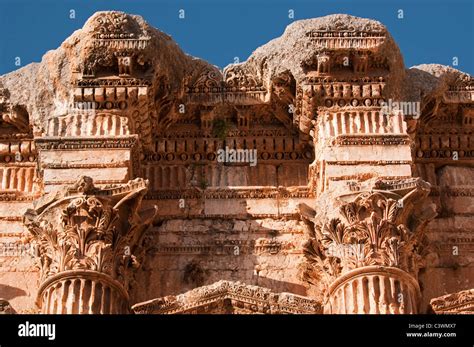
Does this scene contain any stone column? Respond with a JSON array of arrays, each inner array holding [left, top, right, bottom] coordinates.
[[37, 271, 129, 314], [326, 266, 420, 314], [24, 176, 157, 314], [299, 178, 436, 314]]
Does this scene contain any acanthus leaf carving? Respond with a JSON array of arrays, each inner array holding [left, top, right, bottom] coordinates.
[[298, 178, 436, 295], [24, 176, 157, 291]]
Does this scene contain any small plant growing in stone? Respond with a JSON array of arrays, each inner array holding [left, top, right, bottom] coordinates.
[[212, 118, 228, 140]]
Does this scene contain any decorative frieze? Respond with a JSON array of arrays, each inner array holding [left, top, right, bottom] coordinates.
[[431, 289, 474, 314], [132, 280, 322, 314], [35, 136, 138, 150], [0, 166, 36, 193], [305, 30, 385, 50], [183, 65, 267, 105], [443, 75, 474, 104], [144, 187, 313, 200], [150, 239, 283, 256], [334, 135, 410, 146]]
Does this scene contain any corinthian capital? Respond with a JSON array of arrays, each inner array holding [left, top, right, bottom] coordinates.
[[299, 178, 437, 292], [24, 176, 157, 290]]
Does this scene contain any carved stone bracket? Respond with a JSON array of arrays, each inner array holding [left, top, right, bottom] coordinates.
[[430, 289, 474, 314]]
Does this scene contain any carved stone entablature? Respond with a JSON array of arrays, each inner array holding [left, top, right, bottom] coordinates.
[[144, 147, 312, 165], [0, 139, 36, 164], [73, 80, 150, 104], [271, 71, 296, 105], [224, 65, 265, 92], [415, 102, 473, 163], [0, 165, 37, 196], [24, 176, 157, 313], [157, 128, 297, 139], [35, 136, 138, 151], [131, 280, 322, 314], [302, 76, 386, 108], [35, 136, 141, 176], [296, 77, 391, 138], [183, 65, 268, 106], [443, 75, 474, 104], [298, 178, 436, 312], [314, 110, 408, 145], [2, 10, 474, 316], [150, 238, 284, 256], [255, 238, 282, 254], [430, 289, 474, 314], [76, 78, 152, 88], [223, 64, 267, 104], [334, 134, 410, 146], [305, 29, 386, 50], [183, 67, 224, 104], [81, 12, 151, 78], [0, 99, 37, 197], [70, 12, 172, 151], [302, 50, 385, 77], [303, 20, 389, 75], [144, 186, 313, 200], [67, 78, 156, 151]]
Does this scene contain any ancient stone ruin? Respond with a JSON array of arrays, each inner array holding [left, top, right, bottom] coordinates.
[[0, 11, 472, 314]]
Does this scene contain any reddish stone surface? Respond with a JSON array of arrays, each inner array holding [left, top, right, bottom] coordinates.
[[0, 12, 472, 314]]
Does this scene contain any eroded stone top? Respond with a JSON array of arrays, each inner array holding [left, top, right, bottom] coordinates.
[[0, 12, 471, 137]]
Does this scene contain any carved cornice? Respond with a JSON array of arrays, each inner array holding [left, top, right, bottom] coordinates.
[[143, 149, 312, 164], [305, 29, 385, 50], [443, 75, 474, 104], [35, 136, 138, 151], [415, 148, 474, 161], [430, 289, 474, 314], [157, 128, 294, 139], [132, 280, 322, 314], [0, 194, 36, 202], [144, 187, 313, 200], [183, 66, 267, 105], [149, 238, 283, 256], [334, 134, 410, 146], [81, 12, 151, 78], [326, 160, 412, 165]]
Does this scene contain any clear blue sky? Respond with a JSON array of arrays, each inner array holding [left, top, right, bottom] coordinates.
[[0, 0, 473, 75]]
